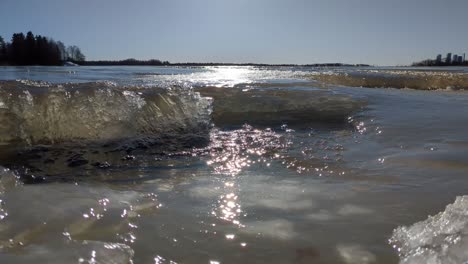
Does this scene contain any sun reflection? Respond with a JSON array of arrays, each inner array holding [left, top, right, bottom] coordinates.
[[210, 67, 252, 87], [206, 125, 287, 176], [202, 126, 291, 227], [189, 66, 254, 87], [154, 255, 178, 264], [78, 250, 97, 264], [0, 199, 7, 220], [212, 181, 244, 227], [195, 125, 293, 228], [135, 65, 306, 88]]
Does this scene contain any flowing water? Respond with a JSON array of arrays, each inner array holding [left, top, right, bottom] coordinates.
[[1, 66, 468, 263]]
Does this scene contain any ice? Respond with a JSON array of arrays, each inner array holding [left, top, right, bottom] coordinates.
[[312, 70, 468, 90], [390, 196, 468, 264], [0, 240, 133, 264], [337, 244, 376, 264], [0, 81, 212, 145], [242, 219, 296, 240], [198, 87, 365, 126], [0, 167, 19, 194], [0, 179, 160, 248], [306, 210, 334, 221], [337, 204, 373, 216], [253, 198, 314, 210]]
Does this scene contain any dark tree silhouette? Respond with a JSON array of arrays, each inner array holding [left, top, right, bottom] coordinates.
[[80, 58, 168, 66], [0, 36, 6, 63], [10, 33, 27, 65], [35, 35, 47, 64], [25, 31, 36, 65], [45, 38, 61, 65], [1, 31, 85, 66]]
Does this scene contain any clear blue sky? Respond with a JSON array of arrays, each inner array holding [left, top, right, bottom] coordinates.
[[1, 0, 467, 65]]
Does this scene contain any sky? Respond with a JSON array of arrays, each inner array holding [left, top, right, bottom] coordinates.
[[1, 0, 467, 65]]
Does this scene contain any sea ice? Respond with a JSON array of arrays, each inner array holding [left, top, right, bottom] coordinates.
[[242, 219, 296, 240], [390, 195, 468, 264], [337, 244, 376, 264]]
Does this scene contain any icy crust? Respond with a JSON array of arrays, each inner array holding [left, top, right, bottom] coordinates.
[[198, 87, 365, 126], [0, 168, 150, 263], [311, 70, 468, 90], [0, 81, 212, 145], [0, 80, 364, 146], [0, 240, 134, 264], [390, 196, 468, 264]]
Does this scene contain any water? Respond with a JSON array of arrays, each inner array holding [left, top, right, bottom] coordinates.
[[1, 66, 468, 263]]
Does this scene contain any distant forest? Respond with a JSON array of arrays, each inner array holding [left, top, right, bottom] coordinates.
[[0, 31, 85, 66], [80, 58, 170, 66]]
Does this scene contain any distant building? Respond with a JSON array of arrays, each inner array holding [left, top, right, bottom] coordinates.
[[436, 54, 442, 63], [458, 55, 463, 64], [453, 54, 458, 63], [446, 53, 452, 64]]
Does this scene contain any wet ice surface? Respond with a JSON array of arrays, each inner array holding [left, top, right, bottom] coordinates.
[[0, 118, 386, 263], [1, 240, 134, 264], [1, 66, 468, 263], [0, 165, 386, 263]]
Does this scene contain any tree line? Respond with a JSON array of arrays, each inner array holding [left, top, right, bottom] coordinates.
[[81, 60, 369, 67], [0, 31, 85, 66], [80, 58, 169, 66]]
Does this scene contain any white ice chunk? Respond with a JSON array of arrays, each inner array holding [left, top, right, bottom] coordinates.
[[390, 195, 468, 264]]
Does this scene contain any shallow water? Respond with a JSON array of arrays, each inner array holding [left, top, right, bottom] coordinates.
[[1, 66, 468, 263]]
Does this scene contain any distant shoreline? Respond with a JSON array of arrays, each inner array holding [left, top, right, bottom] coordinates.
[[0, 62, 372, 67], [4, 62, 468, 67], [412, 59, 468, 67], [412, 62, 468, 67], [77, 61, 372, 67]]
